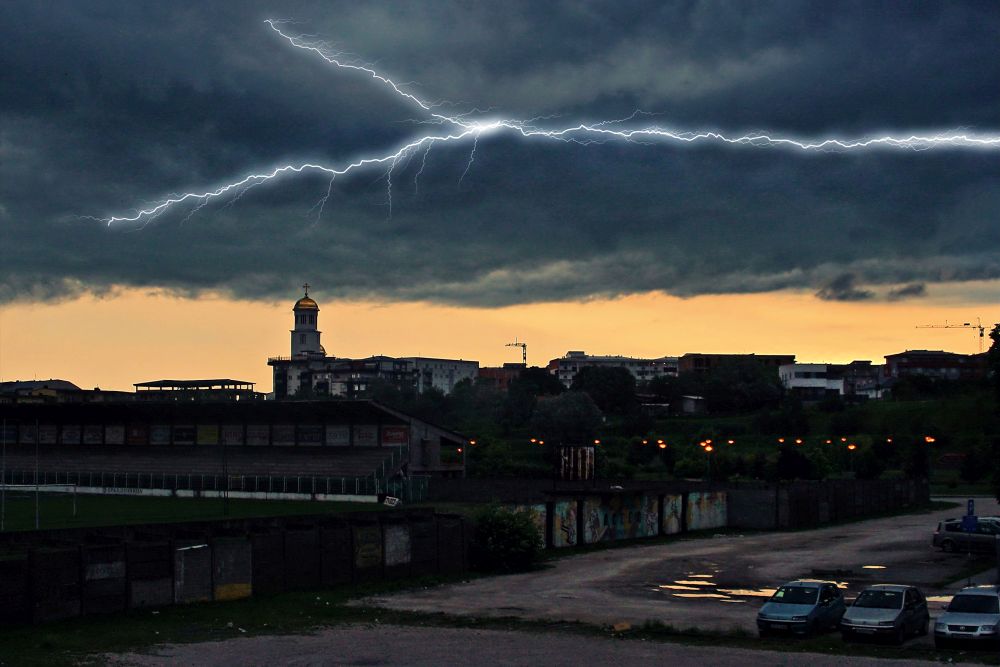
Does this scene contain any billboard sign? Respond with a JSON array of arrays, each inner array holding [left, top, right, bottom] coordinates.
[[326, 425, 350, 447]]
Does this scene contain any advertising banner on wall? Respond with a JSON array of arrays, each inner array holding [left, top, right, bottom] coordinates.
[[221, 424, 244, 446], [105, 425, 125, 445], [126, 424, 149, 445], [60, 425, 81, 445], [149, 425, 171, 446], [381, 426, 409, 446], [83, 425, 103, 445], [38, 425, 58, 445], [298, 425, 323, 446], [196, 424, 219, 445], [18, 424, 36, 444], [354, 425, 378, 447], [272, 424, 295, 446], [325, 425, 350, 447], [246, 425, 269, 446], [173, 425, 195, 445]]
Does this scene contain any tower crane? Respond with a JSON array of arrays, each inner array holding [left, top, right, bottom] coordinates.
[[505, 339, 527, 365], [915, 318, 989, 353]]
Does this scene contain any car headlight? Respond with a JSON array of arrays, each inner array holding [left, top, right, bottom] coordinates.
[[980, 624, 999, 633], [790, 616, 807, 621], [935, 622, 947, 630], [878, 621, 895, 627]]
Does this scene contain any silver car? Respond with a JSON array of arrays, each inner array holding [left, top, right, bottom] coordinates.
[[934, 585, 1000, 648], [840, 584, 929, 643], [757, 580, 846, 636], [932, 517, 1000, 554]]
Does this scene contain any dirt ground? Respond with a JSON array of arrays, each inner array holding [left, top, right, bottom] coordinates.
[[107, 623, 983, 666], [363, 497, 1000, 640]]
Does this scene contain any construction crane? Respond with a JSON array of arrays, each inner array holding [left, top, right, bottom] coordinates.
[[505, 339, 527, 365], [916, 318, 988, 353]]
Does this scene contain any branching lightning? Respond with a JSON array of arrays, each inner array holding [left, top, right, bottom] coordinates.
[[100, 19, 1000, 227]]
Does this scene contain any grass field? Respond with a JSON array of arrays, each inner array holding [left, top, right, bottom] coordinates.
[[0, 491, 384, 532]]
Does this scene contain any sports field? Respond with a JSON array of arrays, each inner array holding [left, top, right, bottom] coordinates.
[[0, 491, 382, 532]]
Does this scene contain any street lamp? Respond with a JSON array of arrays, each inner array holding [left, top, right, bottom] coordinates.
[[847, 443, 857, 474], [704, 444, 714, 479]]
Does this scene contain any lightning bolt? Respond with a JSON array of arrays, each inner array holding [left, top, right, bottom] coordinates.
[[100, 20, 1000, 227]]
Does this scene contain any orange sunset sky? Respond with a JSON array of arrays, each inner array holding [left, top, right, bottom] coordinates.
[[1, 284, 995, 393]]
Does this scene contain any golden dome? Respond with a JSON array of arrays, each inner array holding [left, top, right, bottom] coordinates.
[[293, 296, 319, 311]]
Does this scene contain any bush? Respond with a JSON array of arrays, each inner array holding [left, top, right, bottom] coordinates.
[[469, 505, 543, 573]]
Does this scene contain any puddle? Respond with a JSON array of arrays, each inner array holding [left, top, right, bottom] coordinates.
[[861, 565, 887, 570], [673, 579, 716, 586], [718, 588, 777, 598], [672, 592, 729, 599], [659, 584, 702, 591], [927, 595, 953, 604], [688, 574, 715, 578]]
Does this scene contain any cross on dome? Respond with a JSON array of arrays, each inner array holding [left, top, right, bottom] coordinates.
[[302, 282, 310, 297]]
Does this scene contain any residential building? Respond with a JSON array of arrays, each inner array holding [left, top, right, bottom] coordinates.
[[478, 363, 525, 390], [679, 353, 795, 375], [546, 351, 678, 388], [401, 357, 479, 394], [884, 350, 986, 381]]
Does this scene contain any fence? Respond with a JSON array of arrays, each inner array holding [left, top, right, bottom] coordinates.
[[0, 509, 468, 625], [0, 469, 428, 502]]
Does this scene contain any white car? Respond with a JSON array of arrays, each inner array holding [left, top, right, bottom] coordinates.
[[934, 585, 1000, 648]]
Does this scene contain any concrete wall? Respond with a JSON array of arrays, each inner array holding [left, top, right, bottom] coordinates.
[[727, 479, 929, 530], [0, 510, 467, 626]]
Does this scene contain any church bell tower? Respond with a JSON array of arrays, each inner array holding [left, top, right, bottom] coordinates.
[[291, 283, 324, 358]]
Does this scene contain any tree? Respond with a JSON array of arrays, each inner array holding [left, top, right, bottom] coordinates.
[[529, 391, 603, 444], [571, 366, 637, 414]]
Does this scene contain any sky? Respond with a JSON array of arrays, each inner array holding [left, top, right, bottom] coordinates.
[[2, 1, 999, 390]]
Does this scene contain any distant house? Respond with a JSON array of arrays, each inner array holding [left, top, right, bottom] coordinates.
[[778, 360, 888, 401], [884, 350, 986, 381]]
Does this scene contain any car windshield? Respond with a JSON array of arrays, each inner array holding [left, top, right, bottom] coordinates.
[[948, 595, 1000, 614], [770, 586, 819, 605], [853, 590, 903, 609]]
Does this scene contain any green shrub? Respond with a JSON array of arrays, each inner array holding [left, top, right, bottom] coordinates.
[[470, 505, 543, 573]]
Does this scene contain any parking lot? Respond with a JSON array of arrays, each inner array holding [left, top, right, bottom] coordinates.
[[365, 497, 1000, 643]]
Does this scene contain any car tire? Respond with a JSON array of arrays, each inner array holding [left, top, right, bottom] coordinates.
[[940, 539, 956, 553], [918, 617, 929, 637]]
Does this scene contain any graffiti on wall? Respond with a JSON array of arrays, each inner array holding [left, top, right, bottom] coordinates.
[[552, 501, 577, 548], [583, 495, 659, 543], [662, 494, 683, 535], [686, 491, 727, 531]]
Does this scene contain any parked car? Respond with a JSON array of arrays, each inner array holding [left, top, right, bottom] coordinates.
[[933, 518, 1000, 554], [757, 580, 846, 637], [934, 585, 1000, 648], [840, 584, 929, 643]]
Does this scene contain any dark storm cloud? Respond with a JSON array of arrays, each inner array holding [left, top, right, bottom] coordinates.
[[887, 283, 927, 301], [816, 274, 874, 302], [2, 1, 1000, 306]]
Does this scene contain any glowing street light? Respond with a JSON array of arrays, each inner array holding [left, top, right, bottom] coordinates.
[[727, 439, 735, 445], [529, 438, 537, 443], [794, 438, 803, 445], [658, 442, 667, 449], [593, 439, 601, 445], [778, 438, 785, 444]]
